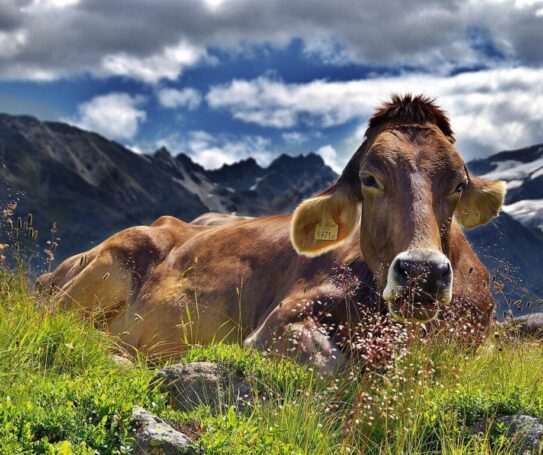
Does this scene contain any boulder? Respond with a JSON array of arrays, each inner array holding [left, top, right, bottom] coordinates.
[[476, 415, 543, 454], [497, 415, 543, 454], [152, 361, 251, 414], [131, 406, 195, 454], [504, 313, 543, 337]]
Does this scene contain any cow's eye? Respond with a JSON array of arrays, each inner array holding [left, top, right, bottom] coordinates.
[[361, 175, 379, 188], [454, 181, 467, 193]]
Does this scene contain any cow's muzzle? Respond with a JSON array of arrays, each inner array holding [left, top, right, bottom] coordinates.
[[382, 250, 453, 323]]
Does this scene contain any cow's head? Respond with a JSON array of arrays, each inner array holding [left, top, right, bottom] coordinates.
[[291, 94, 506, 323]]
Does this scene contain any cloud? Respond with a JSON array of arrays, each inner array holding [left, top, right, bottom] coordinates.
[[207, 67, 543, 160], [282, 131, 309, 145], [157, 87, 202, 110], [316, 145, 342, 173], [99, 41, 209, 84], [0, 0, 541, 82], [186, 130, 273, 169], [207, 76, 375, 128], [70, 92, 147, 140]]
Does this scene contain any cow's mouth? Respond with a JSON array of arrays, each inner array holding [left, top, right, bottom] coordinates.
[[387, 299, 439, 323]]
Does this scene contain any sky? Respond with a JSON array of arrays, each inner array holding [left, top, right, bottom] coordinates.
[[0, 0, 542, 172]]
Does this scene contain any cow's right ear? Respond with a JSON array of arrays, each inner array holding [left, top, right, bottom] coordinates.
[[290, 186, 361, 257]]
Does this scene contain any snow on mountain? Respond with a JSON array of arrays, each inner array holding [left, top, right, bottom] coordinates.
[[469, 144, 543, 233]]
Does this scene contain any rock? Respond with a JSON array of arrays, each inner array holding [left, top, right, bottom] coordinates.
[[498, 415, 543, 454], [152, 361, 252, 414], [131, 406, 195, 454], [111, 354, 134, 368], [476, 415, 543, 454], [503, 313, 543, 337]]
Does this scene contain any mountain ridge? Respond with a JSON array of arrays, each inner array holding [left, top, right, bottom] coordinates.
[[0, 113, 540, 311], [0, 113, 336, 258]]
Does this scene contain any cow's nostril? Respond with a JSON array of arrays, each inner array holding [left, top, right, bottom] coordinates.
[[394, 259, 426, 278], [438, 261, 452, 278], [394, 258, 407, 276]]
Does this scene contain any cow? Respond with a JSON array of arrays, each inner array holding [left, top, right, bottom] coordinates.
[[36, 95, 506, 372], [190, 212, 253, 226]]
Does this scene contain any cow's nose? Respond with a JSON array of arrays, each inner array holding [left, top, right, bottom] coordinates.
[[384, 250, 453, 303], [393, 257, 451, 295]]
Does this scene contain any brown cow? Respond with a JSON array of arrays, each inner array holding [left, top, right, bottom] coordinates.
[[37, 95, 505, 372], [190, 212, 253, 226]]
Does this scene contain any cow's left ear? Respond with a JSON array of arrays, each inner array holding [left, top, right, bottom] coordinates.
[[290, 185, 361, 257], [455, 176, 506, 229]]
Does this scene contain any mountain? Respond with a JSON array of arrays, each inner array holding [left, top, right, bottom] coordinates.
[[468, 144, 543, 232], [466, 144, 543, 312], [0, 114, 336, 261], [0, 113, 540, 313]]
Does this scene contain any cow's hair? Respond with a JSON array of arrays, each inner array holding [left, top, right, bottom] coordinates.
[[368, 93, 454, 140]]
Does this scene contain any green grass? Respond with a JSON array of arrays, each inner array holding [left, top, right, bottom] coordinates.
[[0, 268, 541, 454]]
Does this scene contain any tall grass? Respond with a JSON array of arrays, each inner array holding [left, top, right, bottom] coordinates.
[[0, 262, 541, 453]]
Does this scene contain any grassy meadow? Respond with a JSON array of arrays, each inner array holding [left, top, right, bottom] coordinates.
[[0, 228, 541, 453]]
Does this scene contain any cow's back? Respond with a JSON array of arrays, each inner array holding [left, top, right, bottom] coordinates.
[[36, 215, 206, 311]]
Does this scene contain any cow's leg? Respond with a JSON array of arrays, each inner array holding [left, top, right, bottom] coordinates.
[[244, 298, 345, 374]]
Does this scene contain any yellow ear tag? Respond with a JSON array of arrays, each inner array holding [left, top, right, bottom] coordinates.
[[314, 217, 338, 241]]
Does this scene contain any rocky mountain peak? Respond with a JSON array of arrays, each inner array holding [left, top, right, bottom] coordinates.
[[153, 146, 172, 159]]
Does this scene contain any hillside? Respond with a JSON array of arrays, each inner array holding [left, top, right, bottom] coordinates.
[[469, 144, 543, 232], [466, 144, 543, 308], [0, 114, 335, 260]]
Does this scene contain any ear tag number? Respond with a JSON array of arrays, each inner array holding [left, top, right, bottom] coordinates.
[[314, 217, 338, 241]]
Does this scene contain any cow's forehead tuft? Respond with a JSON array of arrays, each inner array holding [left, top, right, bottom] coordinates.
[[367, 94, 453, 140]]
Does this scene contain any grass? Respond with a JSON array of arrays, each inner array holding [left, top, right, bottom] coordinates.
[[0, 265, 542, 454]]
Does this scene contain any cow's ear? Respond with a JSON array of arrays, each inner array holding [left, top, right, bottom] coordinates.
[[455, 176, 506, 229], [290, 185, 361, 257]]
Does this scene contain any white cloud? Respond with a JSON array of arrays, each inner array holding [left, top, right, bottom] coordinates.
[[157, 87, 202, 110], [316, 145, 342, 173], [186, 130, 273, 169], [207, 76, 376, 128], [22, 0, 80, 11], [0, 0, 542, 82], [0, 30, 27, 58], [99, 41, 209, 84], [282, 131, 309, 145], [70, 93, 147, 140], [207, 67, 543, 160]]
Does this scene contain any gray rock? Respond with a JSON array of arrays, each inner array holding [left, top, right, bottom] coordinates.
[[498, 415, 543, 454], [111, 354, 134, 368], [504, 313, 543, 337], [476, 415, 543, 454], [131, 406, 195, 454], [152, 361, 252, 414]]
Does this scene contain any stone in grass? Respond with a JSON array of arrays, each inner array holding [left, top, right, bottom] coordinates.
[[498, 415, 543, 454], [477, 415, 543, 454], [152, 361, 252, 414], [504, 312, 543, 337], [110, 354, 134, 368], [131, 406, 195, 454]]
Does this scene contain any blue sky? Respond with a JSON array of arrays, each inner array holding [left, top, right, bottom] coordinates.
[[1, 0, 542, 171]]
